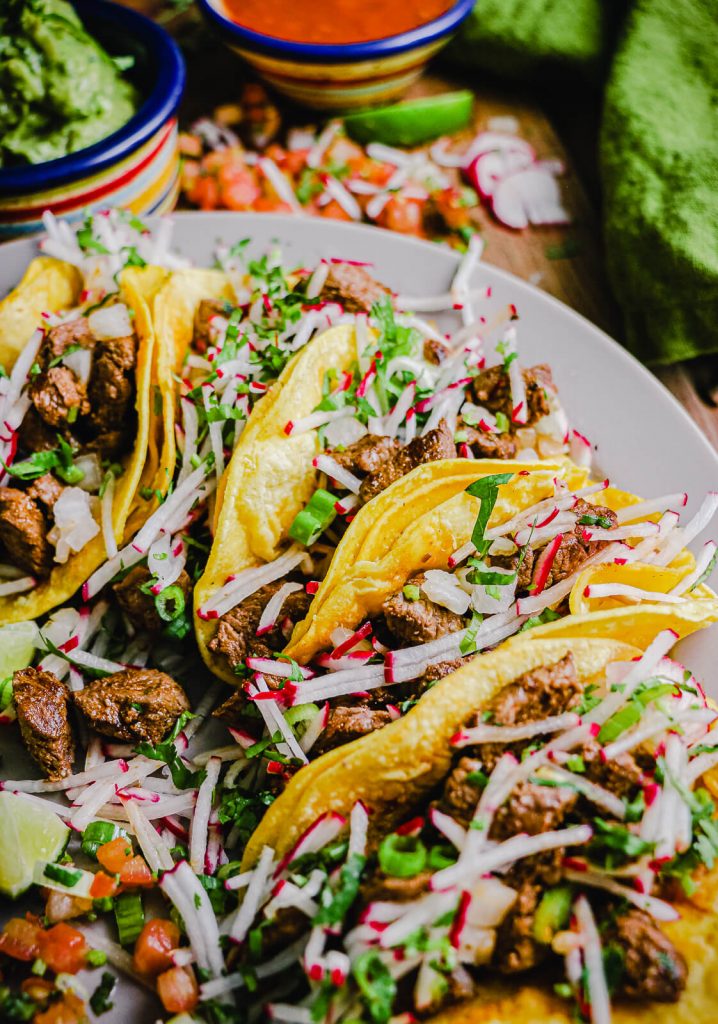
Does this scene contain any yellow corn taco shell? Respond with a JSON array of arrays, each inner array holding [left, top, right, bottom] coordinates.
[[243, 630, 718, 1023], [0, 258, 82, 371], [141, 269, 237, 505], [0, 265, 167, 624], [243, 636, 639, 864], [244, 602, 718, 865], [286, 460, 578, 663]]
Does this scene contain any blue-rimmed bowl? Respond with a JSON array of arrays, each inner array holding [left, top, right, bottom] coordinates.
[[197, 0, 476, 110], [0, 0, 186, 240]]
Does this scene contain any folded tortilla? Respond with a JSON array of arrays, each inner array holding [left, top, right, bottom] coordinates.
[[0, 264, 168, 623], [0, 257, 83, 371]]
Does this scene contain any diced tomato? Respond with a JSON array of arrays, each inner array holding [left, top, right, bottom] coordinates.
[[97, 836, 133, 873], [0, 917, 42, 961], [377, 195, 424, 236], [365, 160, 395, 187], [181, 159, 201, 191], [253, 196, 293, 213], [283, 148, 309, 176], [90, 870, 119, 899], [133, 918, 180, 977], [178, 133, 203, 158], [221, 170, 262, 210], [190, 173, 220, 211], [38, 923, 87, 975], [157, 966, 199, 1013], [34, 992, 86, 1024], [119, 855, 154, 888], [320, 199, 354, 222]]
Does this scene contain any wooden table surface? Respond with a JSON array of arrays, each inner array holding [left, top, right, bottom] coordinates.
[[126, 1, 718, 451]]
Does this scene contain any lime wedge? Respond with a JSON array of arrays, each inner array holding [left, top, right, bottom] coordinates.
[[343, 91, 474, 147], [0, 792, 69, 898], [0, 620, 39, 680]]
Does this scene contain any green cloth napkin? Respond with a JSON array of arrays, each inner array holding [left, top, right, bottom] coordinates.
[[451, 0, 718, 365]]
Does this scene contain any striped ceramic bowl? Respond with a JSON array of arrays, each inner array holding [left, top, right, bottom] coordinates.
[[197, 0, 476, 111], [0, 0, 186, 240]]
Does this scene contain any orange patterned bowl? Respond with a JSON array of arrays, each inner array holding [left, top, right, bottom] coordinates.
[[197, 0, 475, 111], [0, 0, 186, 240]]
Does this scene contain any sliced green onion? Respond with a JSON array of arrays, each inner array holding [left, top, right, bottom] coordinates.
[[402, 584, 420, 601], [114, 891, 144, 946], [154, 585, 186, 623], [43, 863, 83, 888], [533, 885, 573, 944], [378, 833, 427, 878], [288, 488, 337, 546], [86, 948, 108, 968], [82, 822, 128, 860], [0, 677, 13, 711]]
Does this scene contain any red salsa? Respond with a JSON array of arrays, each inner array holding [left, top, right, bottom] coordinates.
[[221, 0, 454, 45]]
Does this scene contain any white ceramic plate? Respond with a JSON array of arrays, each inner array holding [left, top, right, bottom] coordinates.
[[1, 212, 717, 1021]]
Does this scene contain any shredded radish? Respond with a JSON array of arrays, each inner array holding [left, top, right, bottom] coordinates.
[[453, 712, 579, 747], [313, 453, 362, 494], [564, 869, 678, 922], [0, 575, 35, 596], [230, 845, 275, 944], [199, 546, 306, 619], [573, 896, 611, 1024], [161, 861, 224, 976], [189, 756, 221, 873]]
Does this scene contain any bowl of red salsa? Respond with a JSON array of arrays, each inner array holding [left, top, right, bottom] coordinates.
[[197, 0, 476, 110]]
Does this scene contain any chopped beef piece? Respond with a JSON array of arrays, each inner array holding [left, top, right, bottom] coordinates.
[[113, 565, 192, 634], [361, 871, 432, 904], [470, 364, 555, 427], [194, 298, 233, 349], [328, 434, 400, 477], [383, 571, 465, 645], [462, 424, 518, 460], [318, 263, 389, 314], [492, 545, 535, 594], [208, 581, 311, 670], [41, 317, 94, 363], [16, 407, 63, 453], [614, 908, 687, 1001], [581, 739, 644, 797], [26, 474, 64, 515], [494, 881, 546, 973], [437, 756, 485, 827], [533, 500, 617, 590], [419, 655, 473, 692], [87, 334, 137, 433], [261, 908, 308, 957], [74, 669, 189, 745], [314, 703, 393, 755], [359, 419, 457, 502], [486, 654, 582, 726], [84, 430, 126, 460], [212, 689, 259, 736], [29, 366, 90, 429], [478, 655, 582, 770], [13, 668, 75, 780], [423, 337, 451, 365], [490, 781, 577, 841], [0, 487, 52, 578]]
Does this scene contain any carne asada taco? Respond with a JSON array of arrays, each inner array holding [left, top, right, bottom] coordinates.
[[233, 630, 718, 1024], [199, 457, 716, 815], [0, 256, 82, 371], [194, 252, 582, 683], [0, 263, 169, 624]]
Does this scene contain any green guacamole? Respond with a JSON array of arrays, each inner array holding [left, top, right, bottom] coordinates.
[[0, 0, 140, 167]]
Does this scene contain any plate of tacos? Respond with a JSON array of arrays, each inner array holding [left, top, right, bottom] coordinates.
[[0, 209, 716, 1024]]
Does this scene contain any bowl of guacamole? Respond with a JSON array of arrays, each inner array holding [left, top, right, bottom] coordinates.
[[0, 0, 142, 167], [0, 0, 185, 237]]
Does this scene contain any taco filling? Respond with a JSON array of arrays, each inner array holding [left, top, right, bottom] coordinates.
[[0, 303, 139, 592], [223, 630, 717, 1022], [205, 475, 717, 785]]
